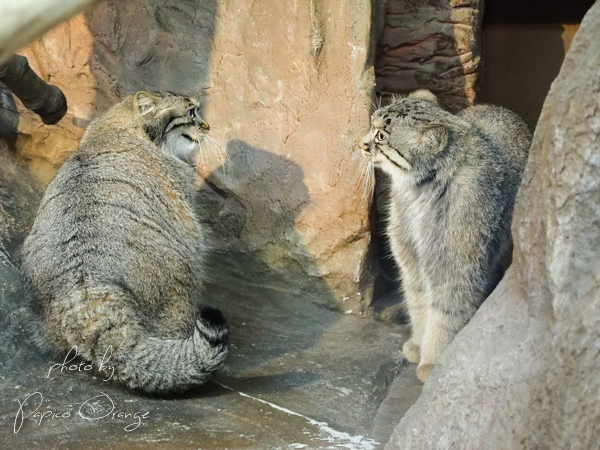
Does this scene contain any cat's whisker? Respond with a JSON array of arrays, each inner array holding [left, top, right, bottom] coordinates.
[[205, 134, 226, 156], [193, 86, 205, 104], [362, 162, 370, 193], [355, 157, 375, 203], [194, 141, 202, 171], [203, 137, 218, 164], [368, 163, 375, 201], [208, 140, 222, 167], [362, 159, 375, 203], [364, 164, 375, 203], [370, 96, 377, 112], [357, 159, 367, 193], [205, 135, 230, 169], [198, 139, 207, 170]]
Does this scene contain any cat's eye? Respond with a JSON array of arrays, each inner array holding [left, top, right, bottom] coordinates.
[[187, 108, 196, 119], [376, 131, 387, 142]]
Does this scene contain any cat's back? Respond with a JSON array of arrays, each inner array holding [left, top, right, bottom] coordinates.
[[32, 126, 199, 249], [23, 124, 202, 325], [59, 127, 197, 217], [459, 104, 531, 173]]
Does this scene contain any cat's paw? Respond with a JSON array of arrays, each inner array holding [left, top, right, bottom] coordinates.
[[402, 342, 421, 364], [416, 363, 435, 382]]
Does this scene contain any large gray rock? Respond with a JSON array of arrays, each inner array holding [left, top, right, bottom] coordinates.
[[386, 2, 600, 449]]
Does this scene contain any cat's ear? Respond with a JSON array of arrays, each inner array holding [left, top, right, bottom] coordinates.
[[133, 91, 158, 116], [409, 89, 438, 103], [420, 124, 448, 153]]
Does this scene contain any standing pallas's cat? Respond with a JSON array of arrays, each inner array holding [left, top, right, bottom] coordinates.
[[21, 91, 228, 393], [360, 90, 531, 382]]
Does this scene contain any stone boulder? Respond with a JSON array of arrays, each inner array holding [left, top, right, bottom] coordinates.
[[375, 0, 483, 111], [386, 2, 600, 448], [13, 0, 376, 311]]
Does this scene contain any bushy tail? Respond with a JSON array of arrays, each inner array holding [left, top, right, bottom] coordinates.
[[56, 298, 229, 394], [112, 307, 229, 393]]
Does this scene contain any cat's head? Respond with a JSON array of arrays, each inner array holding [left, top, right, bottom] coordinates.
[[133, 91, 210, 165], [359, 90, 451, 182]]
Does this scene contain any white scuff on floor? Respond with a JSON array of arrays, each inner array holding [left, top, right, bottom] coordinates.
[[216, 382, 379, 450]]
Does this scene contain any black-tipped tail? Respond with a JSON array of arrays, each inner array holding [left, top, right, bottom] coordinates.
[[98, 308, 229, 394]]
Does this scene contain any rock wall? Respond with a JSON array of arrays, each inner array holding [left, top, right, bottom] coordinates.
[[12, 13, 98, 184], [386, 2, 600, 448], [12, 0, 375, 311], [10, 0, 486, 314], [375, 0, 483, 111]]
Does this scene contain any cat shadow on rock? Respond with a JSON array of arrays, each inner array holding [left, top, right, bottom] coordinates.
[[194, 139, 338, 395]]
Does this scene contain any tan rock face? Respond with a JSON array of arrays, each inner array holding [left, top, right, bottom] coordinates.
[[200, 0, 375, 309], [14, 13, 99, 184], [13, 0, 375, 310], [386, 2, 600, 448], [375, 0, 483, 111]]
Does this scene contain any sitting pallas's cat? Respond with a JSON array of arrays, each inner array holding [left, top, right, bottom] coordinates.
[[360, 90, 531, 382], [21, 91, 228, 393]]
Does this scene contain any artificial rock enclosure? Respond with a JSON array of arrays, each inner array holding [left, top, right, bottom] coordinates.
[[0, 0, 599, 449]]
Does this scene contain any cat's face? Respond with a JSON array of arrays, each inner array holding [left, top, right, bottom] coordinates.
[[133, 91, 210, 165], [359, 90, 449, 182]]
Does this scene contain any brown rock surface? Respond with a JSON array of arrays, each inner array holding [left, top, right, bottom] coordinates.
[[375, 0, 483, 111], [13, 0, 375, 310], [14, 13, 99, 184], [386, 2, 600, 448], [195, 0, 375, 309]]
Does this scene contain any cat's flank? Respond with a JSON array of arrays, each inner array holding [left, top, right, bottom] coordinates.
[[360, 90, 531, 382], [21, 91, 228, 393]]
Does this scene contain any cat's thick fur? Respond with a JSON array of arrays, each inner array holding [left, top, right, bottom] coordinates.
[[360, 90, 531, 382], [21, 91, 228, 393]]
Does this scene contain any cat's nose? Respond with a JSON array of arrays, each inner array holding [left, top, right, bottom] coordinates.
[[199, 120, 210, 131]]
